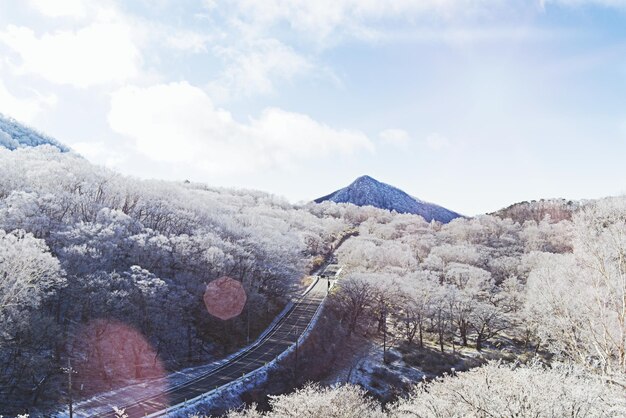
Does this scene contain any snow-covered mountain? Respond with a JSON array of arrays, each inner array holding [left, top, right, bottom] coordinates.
[[314, 175, 463, 223], [0, 114, 69, 151]]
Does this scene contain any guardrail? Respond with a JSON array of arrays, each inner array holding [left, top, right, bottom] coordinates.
[[87, 276, 321, 418], [147, 276, 328, 417], [69, 229, 354, 418]]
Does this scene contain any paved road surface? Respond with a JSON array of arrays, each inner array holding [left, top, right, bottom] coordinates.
[[83, 275, 330, 417]]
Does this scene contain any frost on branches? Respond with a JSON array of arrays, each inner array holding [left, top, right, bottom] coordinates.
[[393, 362, 625, 417], [526, 197, 626, 376], [225, 363, 625, 418]]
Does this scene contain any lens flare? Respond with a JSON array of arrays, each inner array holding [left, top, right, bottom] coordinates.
[[71, 319, 168, 412], [203, 276, 247, 320]]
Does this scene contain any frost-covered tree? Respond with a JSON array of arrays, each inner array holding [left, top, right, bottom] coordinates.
[[392, 362, 626, 417], [227, 383, 385, 418], [0, 145, 353, 411], [526, 197, 626, 374], [0, 114, 69, 151], [0, 229, 64, 312], [0, 229, 65, 405], [395, 273, 436, 347], [226, 363, 625, 418], [332, 275, 377, 336]]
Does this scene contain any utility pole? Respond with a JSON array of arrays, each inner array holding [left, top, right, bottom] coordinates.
[[246, 302, 251, 345], [62, 358, 77, 418], [382, 303, 387, 364], [294, 328, 299, 382]]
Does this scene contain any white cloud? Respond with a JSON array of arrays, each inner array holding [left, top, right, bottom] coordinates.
[[221, 0, 535, 44], [108, 82, 373, 174], [379, 129, 410, 147], [0, 20, 141, 88], [208, 38, 313, 99], [70, 141, 128, 167], [425, 133, 452, 151], [385, 25, 571, 46], [165, 30, 214, 53], [27, 0, 89, 19], [0, 78, 56, 123], [540, 0, 626, 8]]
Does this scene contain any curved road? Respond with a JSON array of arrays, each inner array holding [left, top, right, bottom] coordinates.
[[84, 274, 330, 418]]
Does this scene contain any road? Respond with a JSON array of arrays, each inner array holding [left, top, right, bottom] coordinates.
[[82, 272, 332, 418]]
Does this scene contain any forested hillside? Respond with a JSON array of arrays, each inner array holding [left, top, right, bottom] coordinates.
[[491, 198, 578, 223], [227, 195, 626, 416], [1, 143, 625, 416], [0, 145, 350, 413], [0, 114, 69, 152]]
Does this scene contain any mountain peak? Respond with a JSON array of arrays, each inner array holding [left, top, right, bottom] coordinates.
[[353, 175, 377, 183], [314, 175, 462, 223], [349, 175, 383, 189]]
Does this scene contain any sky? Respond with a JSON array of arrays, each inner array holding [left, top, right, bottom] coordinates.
[[0, 0, 625, 216]]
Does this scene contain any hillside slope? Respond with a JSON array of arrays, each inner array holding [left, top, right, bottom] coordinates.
[[491, 198, 579, 223], [0, 114, 69, 151]]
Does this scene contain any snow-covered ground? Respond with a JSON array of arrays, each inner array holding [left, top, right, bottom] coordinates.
[[323, 343, 425, 400]]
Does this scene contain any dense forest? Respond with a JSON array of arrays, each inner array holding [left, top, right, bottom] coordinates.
[[0, 145, 351, 413], [1, 143, 625, 416], [214, 198, 626, 417], [225, 193, 626, 416]]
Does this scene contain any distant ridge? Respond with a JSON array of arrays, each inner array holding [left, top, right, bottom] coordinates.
[[314, 175, 462, 223], [0, 113, 69, 152], [490, 198, 578, 223]]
